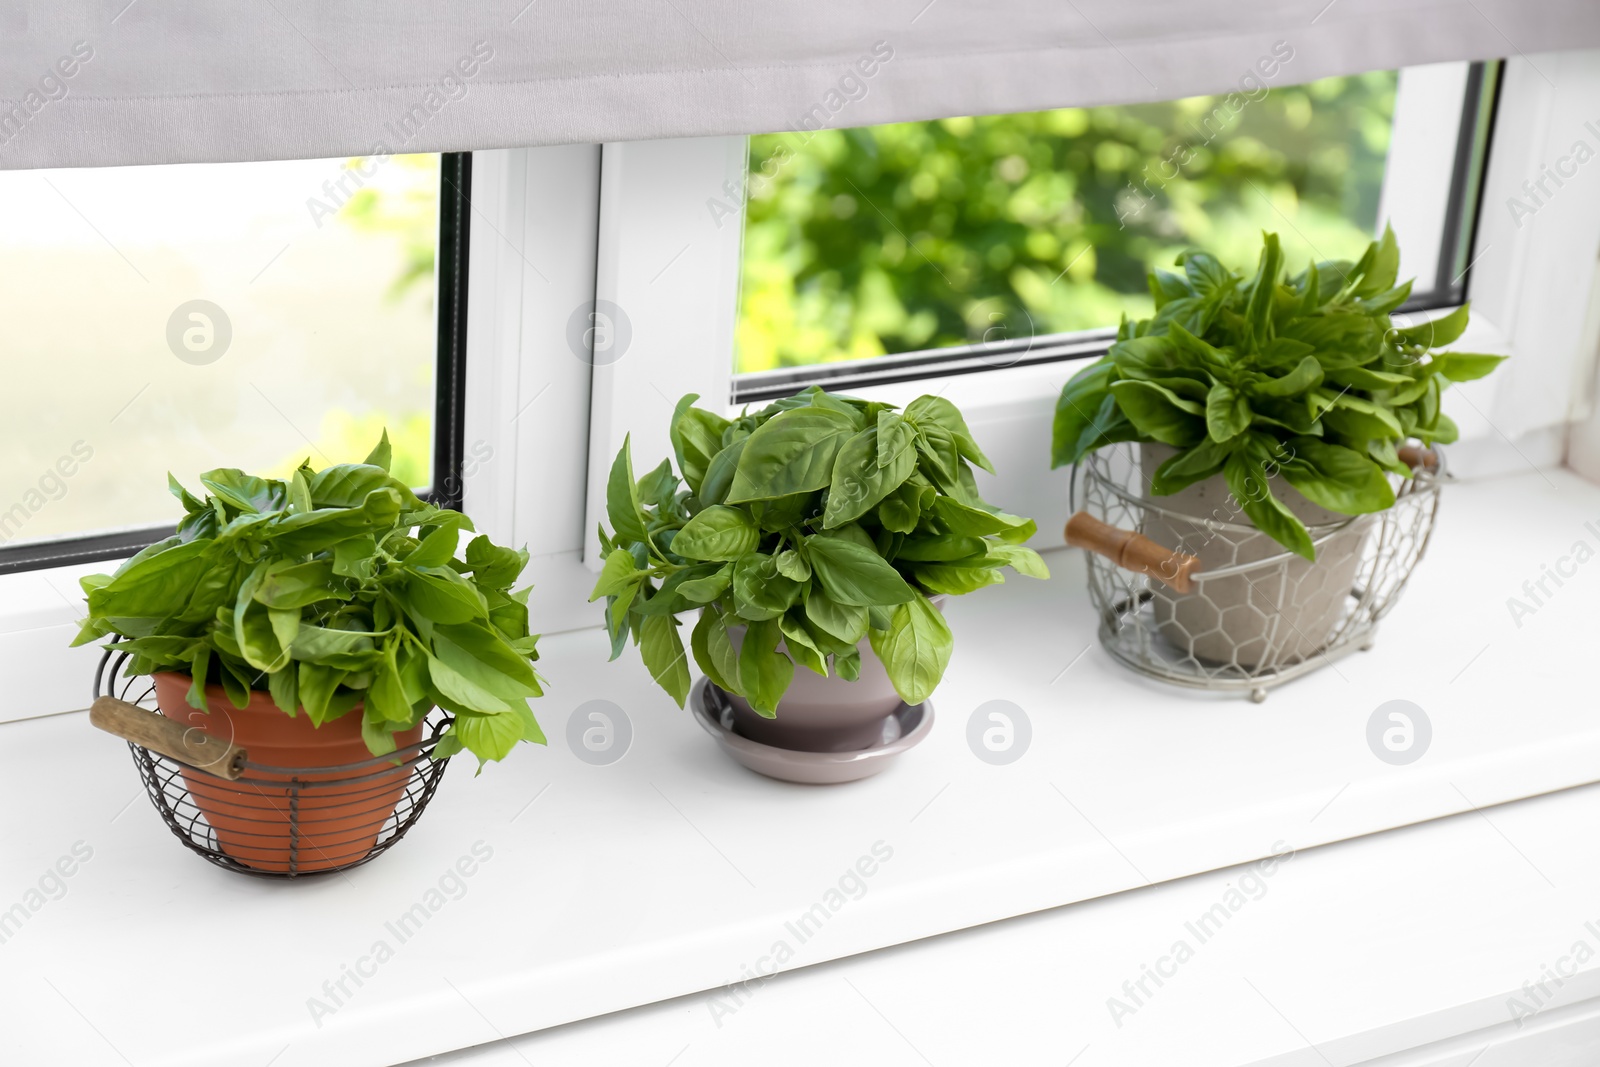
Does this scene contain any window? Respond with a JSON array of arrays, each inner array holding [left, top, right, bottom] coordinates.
[[734, 63, 1498, 400], [0, 152, 470, 574]]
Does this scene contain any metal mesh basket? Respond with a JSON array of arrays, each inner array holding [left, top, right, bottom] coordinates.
[[1067, 442, 1444, 701], [94, 647, 452, 877]]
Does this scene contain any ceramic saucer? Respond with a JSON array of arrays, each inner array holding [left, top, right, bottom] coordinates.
[[688, 677, 934, 785]]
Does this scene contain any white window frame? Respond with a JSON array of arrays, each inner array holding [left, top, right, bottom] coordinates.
[[3, 53, 1599, 722]]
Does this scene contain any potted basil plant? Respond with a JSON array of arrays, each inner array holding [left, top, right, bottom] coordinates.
[[593, 387, 1048, 753], [1052, 227, 1505, 667], [74, 433, 546, 871]]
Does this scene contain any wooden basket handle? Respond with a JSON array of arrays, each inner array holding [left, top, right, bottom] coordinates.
[[1397, 444, 1439, 471], [90, 697, 248, 780], [1065, 512, 1202, 593]]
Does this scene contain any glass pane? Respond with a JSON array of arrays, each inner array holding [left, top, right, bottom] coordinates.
[[738, 71, 1398, 373], [0, 154, 440, 547]]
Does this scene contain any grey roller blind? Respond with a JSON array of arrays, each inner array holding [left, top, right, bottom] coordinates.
[[1, 0, 1597, 169]]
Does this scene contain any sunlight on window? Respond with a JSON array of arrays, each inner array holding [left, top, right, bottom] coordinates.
[[0, 154, 439, 547]]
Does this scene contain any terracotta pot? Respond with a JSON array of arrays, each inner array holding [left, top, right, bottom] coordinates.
[[151, 673, 423, 874], [1139, 442, 1374, 670], [722, 598, 944, 753]]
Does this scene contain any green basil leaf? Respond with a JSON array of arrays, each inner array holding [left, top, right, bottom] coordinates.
[[266, 653, 298, 715], [269, 488, 404, 556], [1357, 224, 1400, 297], [1283, 314, 1384, 369], [1183, 251, 1234, 298], [834, 646, 862, 682], [404, 567, 487, 624], [635, 458, 679, 509], [1277, 437, 1396, 515], [904, 395, 993, 474], [254, 559, 348, 610], [434, 621, 543, 702], [185, 645, 213, 711], [731, 552, 802, 620], [332, 535, 378, 580], [634, 613, 688, 707], [214, 654, 253, 710], [298, 661, 347, 725], [363, 429, 392, 472], [605, 435, 649, 545], [674, 505, 760, 562], [670, 393, 731, 495], [678, 563, 734, 603], [805, 535, 915, 607], [985, 542, 1050, 579], [1110, 380, 1206, 447], [877, 411, 917, 470], [1394, 303, 1470, 349], [1205, 383, 1252, 443], [913, 423, 965, 497], [366, 644, 416, 723], [1051, 358, 1114, 468], [290, 622, 379, 663], [451, 710, 530, 764], [824, 424, 918, 529], [930, 497, 1036, 542], [634, 564, 725, 616], [736, 618, 793, 717], [778, 612, 829, 677], [698, 437, 749, 507], [590, 548, 644, 602], [877, 482, 923, 534], [803, 585, 869, 644], [1223, 451, 1314, 561], [307, 463, 420, 510], [894, 533, 986, 562], [85, 538, 211, 623], [911, 562, 1004, 596], [1422, 412, 1459, 446], [868, 592, 952, 705], [727, 407, 858, 503], [1243, 232, 1283, 347], [691, 604, 740, 693], [199, 468, 288, 514], [1253, 355, 1324, 398], [1324, 365, 1412, 390], [464, 535, 527, 589], [1430, 350, 1505, 382], [1150, 438, 1231, 495], [1320, 392, 1404, 441], [775, 549, 811, 582]]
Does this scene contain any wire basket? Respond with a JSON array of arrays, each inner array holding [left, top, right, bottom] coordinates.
[[93, 647, 452, 877], [1066, 442, 1444, 701]]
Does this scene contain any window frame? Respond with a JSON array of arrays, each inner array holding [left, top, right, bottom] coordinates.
[[0, 151, 475, 577]]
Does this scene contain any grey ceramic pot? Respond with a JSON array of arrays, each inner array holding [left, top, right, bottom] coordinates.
[[722, 597, 944, 754], [1139, 442, 1373, 670]]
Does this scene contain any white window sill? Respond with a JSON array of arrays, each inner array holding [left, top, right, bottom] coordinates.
[[413, 781, 1600, 1067], [5, 465, 1596, 1067]]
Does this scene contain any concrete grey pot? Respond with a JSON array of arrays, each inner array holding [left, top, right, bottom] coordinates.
[[1139, 442, 1373, 670], [722, 598, 944, 754]]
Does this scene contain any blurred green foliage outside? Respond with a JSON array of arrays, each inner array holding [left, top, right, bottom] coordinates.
[[738, 71, 1397, 373]]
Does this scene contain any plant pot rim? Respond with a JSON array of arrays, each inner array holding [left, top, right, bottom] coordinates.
[[150, 670, 368, 726]]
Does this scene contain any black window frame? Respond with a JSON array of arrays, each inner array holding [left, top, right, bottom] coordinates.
[[733, 63, 1501, 405], [0, 152, 472, 577]]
